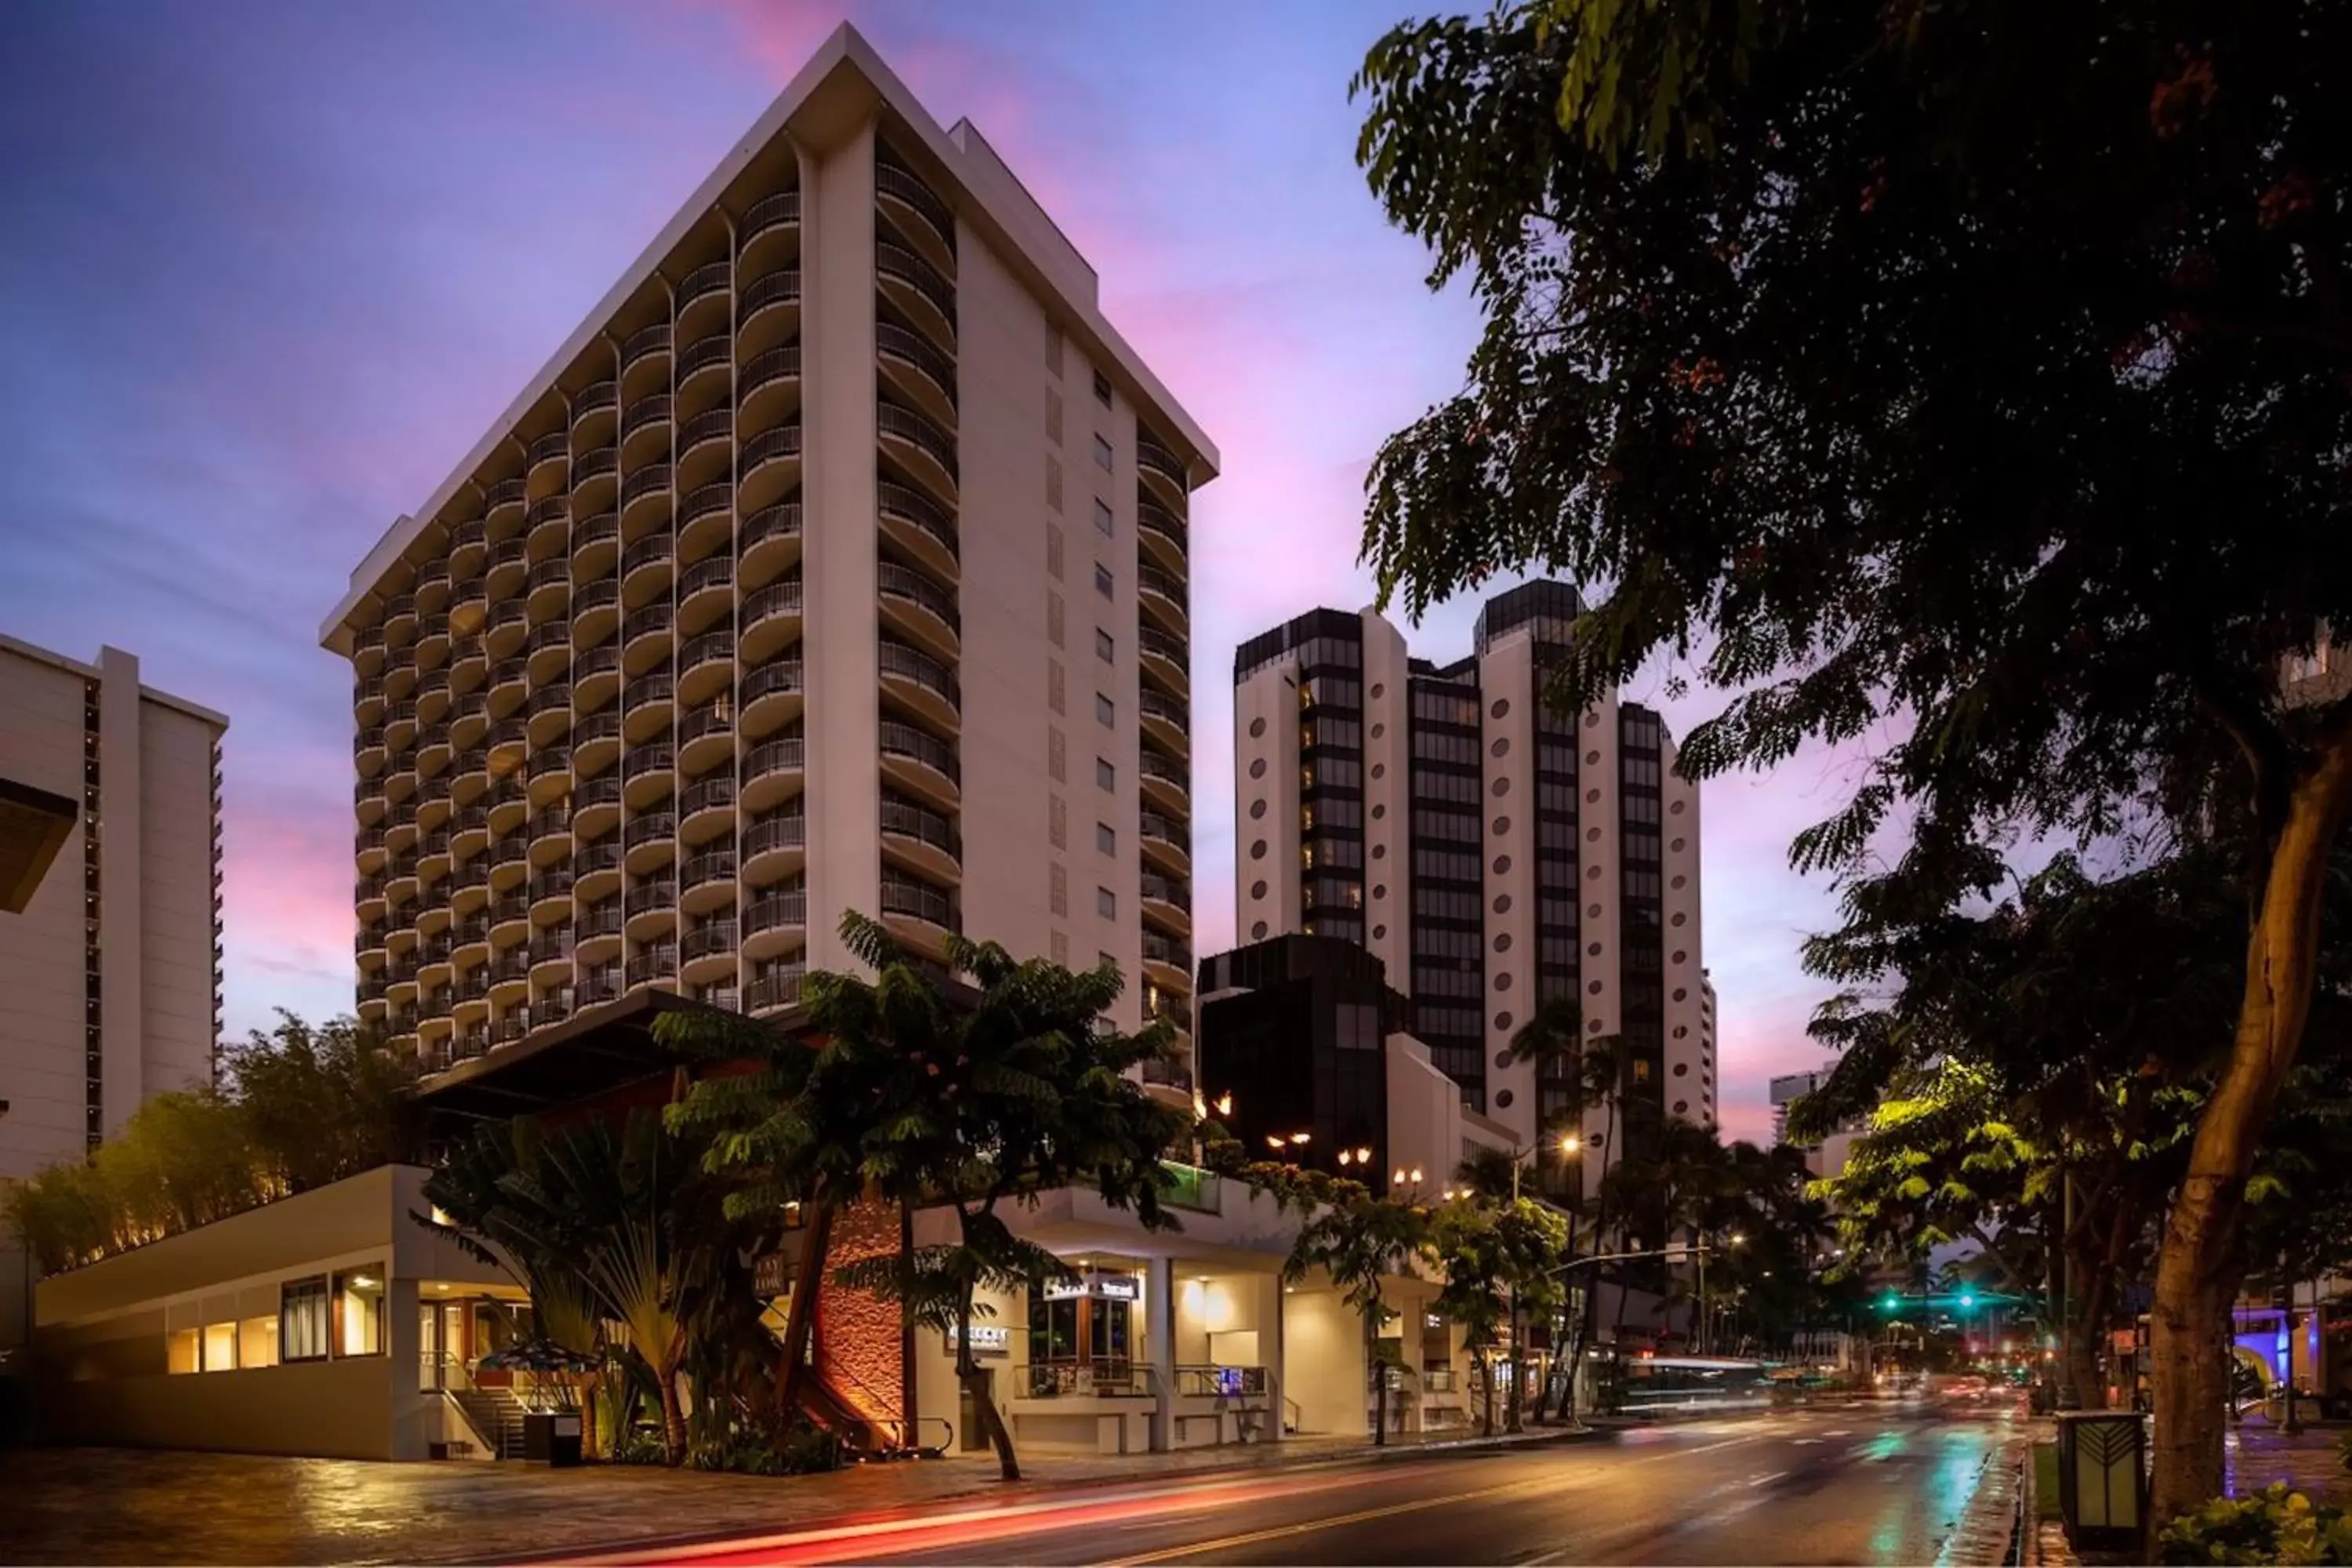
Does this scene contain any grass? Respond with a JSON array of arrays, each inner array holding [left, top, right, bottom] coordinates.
[[2033, 1441, 2062, 1520]]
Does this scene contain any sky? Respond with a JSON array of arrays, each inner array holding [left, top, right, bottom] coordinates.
[[0, 0, 1864, 1145]]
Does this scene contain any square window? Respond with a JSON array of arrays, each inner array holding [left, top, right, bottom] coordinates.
[[1097, 694, 1115, 727], [1094, 499, 1114, 537], [1097, 887, 1116, 918], [333, 1265, 386, 1357], [1095, 630, 1115, 663], [1093, 434, 1113, 472], [1097, 758, 1116, 791], [281, 1276, 330, 1363], [1094, 369, 1112, 408], [1094, 563, 1114, 599], [1097, 822, 1116, 855]]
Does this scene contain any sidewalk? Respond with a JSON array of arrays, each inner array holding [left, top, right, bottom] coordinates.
[[2023, 1414, 2352, 1567]]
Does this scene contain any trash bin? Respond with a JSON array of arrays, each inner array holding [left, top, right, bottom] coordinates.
[[2055, 1409, 2146, 1552], [522, 1410, 583, 1467]]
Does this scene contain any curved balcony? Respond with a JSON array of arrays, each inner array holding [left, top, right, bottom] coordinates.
[[414, 612, 452, 670], [681, 834, 738, 895], [737, 267, 802, 358], [1138, 745, 1189, 813], [383, 700, 420, 753], [742, 729, 805, 815], [487, 658, 528, 716], [1137, 437, 1191, 509], [571, 509, 622, 583], [447, 853, 494, 911], [385, 861, 421, 908], [622, 670, 674, 737], [383, 593, 419, 647], [574, 830, 624, 895], [449, 516, 488, 575], [737, 343, 800, 427], [675, 261, 731, 334], [739, 499, 803, 584], [415, 562, 453, 609], [352, 625, 388, 678], [525, 569, 570, 635], [571, 380, 618, 442], [527, 431, 570, 485], [576, 967, 623, 1011], [571, 446, 619, 514], [739, 190, 800, 268], [356, 920, 390, 969], [1141, 872, 1192, 935], [485, 782, 530, 842], [877, 560, 959, 659], [382, 660, 418, 704], [739, 423, 803, 513], [880, 869, 956, 950], [742, 880, 808, 961], [876, 154, 956, 270], [485, 477, 529, 539], [577, 898, 625, 954], [622, 528, 675, 604], [625, 942, 680, 994], [357, 873, 390, 920], [880, 791, 961, 887], [355, 826, 390, 872], [528, 926, 575, 980], [879, 719, 960, 809], [1137, 561, 1187, 632], [676, 554, 735, 637], [620, 322, 672, 395], [737, 573, 802, 666], [747, 961, 808, 1017], [524, 625, 572, 690], [417, 829, 454, 884], [1140, 687, 1189, 755], [620, 462, 673, 535], [488, 891, 532, 943], [875, 241, 956, 351], [526, 745, 573, 799], [676, 408, 731, 488], [675, 332, 731, 402], [1137, 500, 1188, 574], [677, 482, 733, 561], [1139, 811, 1190, 876], [680, 917, 738, 977], [448, 912, 492, 962], [448, 804, 492, 855], [571, 577, 621, 653], [355, 724, 387, 775], [527, 494, 571, 561], [621, 390, 673, 461], [622, 742, 677, 808], [416, 721, 454, 777], [485, 952, 532, 1003], [877, 401, 957, 506], [1141, 931, 1193, 991], [354, 775, 387, 826], [1139, 626, 1189, 695], [413, 665, 452, 718], [878, 637, 960, 731], [448, 569, 491, 633], [622, 601, 673, 668], [624, 880, 679, 940], [529, 868, 576, 921], [741, 808, 804, 884], [739, 655, 804, 739], [877, 321, 957, 427], [572, 706, 623, 774], [677, 771, 735, 837], [528, 803, 572, 857], [573, 765, 624, 822], [877, 480, 958, 579], [678, 696, 733, 775]]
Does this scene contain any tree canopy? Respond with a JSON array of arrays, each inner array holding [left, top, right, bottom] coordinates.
[[1353, 0, 2352, 1519]]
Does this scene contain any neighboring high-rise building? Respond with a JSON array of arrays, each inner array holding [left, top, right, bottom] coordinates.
[[1231, 583, 1710, 1188], [0, 634, 227, 1343], [1769, 1066, 1831, 1148], [317, 27, 1214, 1078], [1771, 1060, 1865, 1181]]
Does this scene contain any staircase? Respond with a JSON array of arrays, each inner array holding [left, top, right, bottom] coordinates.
[[450, 1386, 528, 1459]]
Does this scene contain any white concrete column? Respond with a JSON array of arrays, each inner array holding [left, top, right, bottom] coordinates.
[[1261, 1270, 1287, 1440], [1147, 1256, 1174, 1451]]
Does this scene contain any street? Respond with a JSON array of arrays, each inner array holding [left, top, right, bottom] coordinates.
[[612, 1403, 2020, 1566]]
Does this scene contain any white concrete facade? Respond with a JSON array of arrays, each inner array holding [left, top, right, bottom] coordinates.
[[0, 635, 226, 1347], [318, 27, 1216, 1080]]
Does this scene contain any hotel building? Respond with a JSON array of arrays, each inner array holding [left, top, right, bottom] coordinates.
[[1231, 583, 1713, 1190], [317, 27, 1214, 1076], [1, 635, 227, 1345]]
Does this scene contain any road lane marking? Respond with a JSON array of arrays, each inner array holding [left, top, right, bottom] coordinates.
[[1103, 1436, 1770, 1566], [1746, 1471, 1788, 1487]]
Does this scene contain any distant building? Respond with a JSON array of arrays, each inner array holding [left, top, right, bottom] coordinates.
[[0, 634, 227, 1347], [1230, 583, 1711, 1203], [1770, 1062, 1864, 1181]]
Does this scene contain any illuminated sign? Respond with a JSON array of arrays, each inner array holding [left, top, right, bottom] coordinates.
[[944, 1324, 1011, 1357], [1045, 1270, 1142, 1302]]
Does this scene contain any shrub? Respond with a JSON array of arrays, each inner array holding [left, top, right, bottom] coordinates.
[[2338, 1428, 2352, 1475], [2155, 1485, 2352, 1566]]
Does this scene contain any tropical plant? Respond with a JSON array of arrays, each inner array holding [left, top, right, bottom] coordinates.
[[2157, 1485, 2352, 1566], [785, 913, 1196, 1482], [1352, 0, 2352, 1522], [7, 1012, 418, 1273], [1284, 1186, 1433, 1446], [1430, 1196, 1570, 1435]]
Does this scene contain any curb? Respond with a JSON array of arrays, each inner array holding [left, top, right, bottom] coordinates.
[[495, 1425, 1613, 1566]]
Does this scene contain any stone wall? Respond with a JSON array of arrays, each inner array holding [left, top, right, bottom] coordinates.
[[815, 1198, 906, 1427]]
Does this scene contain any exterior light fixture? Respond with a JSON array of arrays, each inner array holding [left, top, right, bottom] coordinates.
[[1338, 1149, 1354, 1167], [1214, 1092, 1233, 1116], [1356, 1145, 1372, 1163], [1290, 1131, 1311, 1145], [1392, 1169, 1407, 1185], [1559, 1134, 1581, 1154], [1266, 1136, 1285, 1151], [1730, 1232, 1747, 1246], [1410, 1167, 1424, 1183]]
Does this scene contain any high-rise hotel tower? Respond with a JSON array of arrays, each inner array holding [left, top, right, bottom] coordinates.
[[319, 28, 1214, 1077], [1232, 584, 1712, 1184]]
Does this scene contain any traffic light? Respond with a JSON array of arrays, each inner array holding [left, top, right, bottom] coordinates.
[[1881, 1292, 1902, 1313], [1958, 1290, 1977, 1309]]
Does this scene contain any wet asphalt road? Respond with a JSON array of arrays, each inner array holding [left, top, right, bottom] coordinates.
[[683, 1402, 2020, 1566]]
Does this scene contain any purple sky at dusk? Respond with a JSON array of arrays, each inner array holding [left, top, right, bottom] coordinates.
[[0, 1, 1865, 1143]]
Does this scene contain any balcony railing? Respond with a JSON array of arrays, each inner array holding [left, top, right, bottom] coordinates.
[[742, 659, 804, 707], [876, 323, 957, 407], [879, 721, 958, 782], [880, 793, 959, 859], [877, 482, 957, 560], [748, 887, 808, 934], [746, 734, 805, 782], [621, 323, 672, 370], [741, 501, 802, 555], [621, 463, 673, 509], [739, 267, 801, 321], [877, 401, 957, 481], [875, 241, 956, 324], [1137, 437, 1189, 492], [741, 191, 800, 247], [679, 482, 731, 533], [744, 810, 804, 858], [1142, 931, 1192, 972], [878, 637, 960, 710], [875, 157, 955, 249], [877, 562, 959, 631], [880, 870, 955, 929], [742, 424, 802, 474], [676, 261, 731, 314]]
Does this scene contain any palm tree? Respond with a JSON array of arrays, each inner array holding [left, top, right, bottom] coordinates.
[[810, 913, 1196, 1481]]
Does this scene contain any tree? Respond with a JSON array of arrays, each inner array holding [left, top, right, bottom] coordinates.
[[791, 913, 1195, 1482], [1285, 1186, 1433, 1446], [1352, 0, 2352, 1518], [226, 1011, 423, 1193], [1432, 1196, 1570, 1434]]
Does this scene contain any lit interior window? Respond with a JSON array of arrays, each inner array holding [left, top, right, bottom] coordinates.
[[202, 1322, 237, 1373]]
